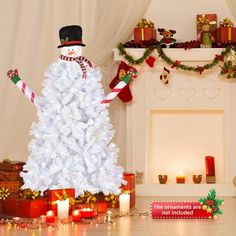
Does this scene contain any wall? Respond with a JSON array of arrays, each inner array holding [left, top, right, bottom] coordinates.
[[144, 0, 235, 42]]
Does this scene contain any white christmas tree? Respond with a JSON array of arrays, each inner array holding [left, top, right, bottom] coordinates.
[[20, 25, 124, 196]]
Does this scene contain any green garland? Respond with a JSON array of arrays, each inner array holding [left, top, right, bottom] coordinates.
[[117, 43, 236, 74]]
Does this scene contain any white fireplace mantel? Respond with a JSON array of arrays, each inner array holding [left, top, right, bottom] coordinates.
[[113, 48, 236, 196]]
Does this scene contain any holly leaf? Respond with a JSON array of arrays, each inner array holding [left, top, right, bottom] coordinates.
[[207, 188, 216, 200], [217, 209, 223, 215], [199, 196, 206, 205]]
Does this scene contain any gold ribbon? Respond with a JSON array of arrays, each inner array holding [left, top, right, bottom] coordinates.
[[197, 15, 216, 29], [122, 188, 135, 194], [137, 18, 154, 28], [228, 27, 232, 41], [0, 187, 10, 200], [220, 18, 234, 28], [75, 191, 96, 204], [20, 188, 41, 200], [3, 159, 11, 163], [54, 190, 75, 206]]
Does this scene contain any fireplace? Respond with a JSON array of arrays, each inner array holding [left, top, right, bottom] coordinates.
[[114, 48, 236, 196]]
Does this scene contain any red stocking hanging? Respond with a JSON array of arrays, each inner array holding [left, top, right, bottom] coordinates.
[[146, 55, 156, 67]]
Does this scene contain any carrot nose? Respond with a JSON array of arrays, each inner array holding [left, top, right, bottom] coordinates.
[[68, 51, 75, 56]]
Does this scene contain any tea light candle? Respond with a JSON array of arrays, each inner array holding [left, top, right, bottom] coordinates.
[[56, 198, 69, 220], [176, 171, 185, 184], [192, 174, 202, 184], [46, 210, 55, 223], [72, 209, 81, 222], [158, 174, 168, 184], [119, 193, 130, 216], [80, 208, 95, 218]]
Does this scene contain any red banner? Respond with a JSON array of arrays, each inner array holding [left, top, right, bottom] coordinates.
[[151, 201, 212, 219]]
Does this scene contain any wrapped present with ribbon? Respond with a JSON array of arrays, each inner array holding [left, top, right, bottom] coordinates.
[[0, 180, 23, 198], [196, 14, 217, 42], [134, 18, 156, 43], [46, 188, 75, 216], [217, 18, 236, 43], [122, 172, 135, 208], [3, 198, 47, 218]]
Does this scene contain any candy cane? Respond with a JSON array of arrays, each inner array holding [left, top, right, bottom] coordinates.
[[101, 68, 137, 104], [7, 69, 38, 107]]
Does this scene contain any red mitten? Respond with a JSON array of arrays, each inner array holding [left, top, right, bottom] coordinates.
[[109, 61, 134, 103]]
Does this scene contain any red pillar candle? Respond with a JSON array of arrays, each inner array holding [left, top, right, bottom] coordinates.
[[72, 209, 81, 222], [46, 210, 55, 223], [205, 156, 215, 176]]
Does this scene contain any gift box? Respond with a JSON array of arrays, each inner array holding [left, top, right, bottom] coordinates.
[[196, 14, 217, 43], [0, 160, 25, 171], [0, 180, 23, 198], [134, 18, 156, 43], [3, 198, 47, 218], [217, 27, 236, 43], [46, 188, 75, 216], [122, 172, 135, 208], [0, 170, 24, 181]]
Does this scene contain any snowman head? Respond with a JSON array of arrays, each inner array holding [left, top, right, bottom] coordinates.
[[60, 45, 82, 58]]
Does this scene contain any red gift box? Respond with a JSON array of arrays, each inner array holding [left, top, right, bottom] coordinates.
[[196, 14, 217, 42], [0, 160, 25, 171], [0, 180, 23, 198], [3, 198, 47, 218], [134, 28, 156, 43], [217, 27, 236, 43], [122, 172, 135, 208], [0, 170, 24, 181], [46, 188, 75, 216]]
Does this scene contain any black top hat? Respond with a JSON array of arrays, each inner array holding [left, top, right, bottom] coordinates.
[[57, 25, 86, 48]]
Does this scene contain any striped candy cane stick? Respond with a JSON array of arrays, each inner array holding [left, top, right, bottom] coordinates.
[[7, 69, 38, 107], [101, 68, 137, 104]]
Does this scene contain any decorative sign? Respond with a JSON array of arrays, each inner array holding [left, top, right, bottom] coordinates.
[[151, 189, 224, 220], [151, 201, 212, 219]]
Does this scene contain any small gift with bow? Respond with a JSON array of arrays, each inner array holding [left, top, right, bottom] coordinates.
[[134, 18, 156, 43], [217, 18, 236, 43], [46, 188, 75, 216], [196, 14, 217, 43]]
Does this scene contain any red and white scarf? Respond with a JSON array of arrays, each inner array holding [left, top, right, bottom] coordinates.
[[59, 55, 93, 79]]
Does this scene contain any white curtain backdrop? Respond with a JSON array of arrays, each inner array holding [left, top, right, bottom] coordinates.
[[226, 0, 236, 21], [0, 0, 150, 168]]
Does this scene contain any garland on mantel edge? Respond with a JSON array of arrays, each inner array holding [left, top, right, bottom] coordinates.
[[117, 43, 236, 75]]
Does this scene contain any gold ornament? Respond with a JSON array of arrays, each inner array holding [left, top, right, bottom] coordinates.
[[0, 187, 10, 200], [206, 207, 212, 213], [220, 18, 234, 28], [197, 15, 210, 29], [202, 205, 207, 210]]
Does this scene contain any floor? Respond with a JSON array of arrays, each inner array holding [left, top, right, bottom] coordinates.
[[1, 196, 236, 236]]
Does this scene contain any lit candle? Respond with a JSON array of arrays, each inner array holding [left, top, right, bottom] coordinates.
[[56, 198, 69, 220], [80, 208, 95, 218], [205, 156, 216, 183], [46, 210, 55, 223], [119, 193, 130, 216], [176, 171, 185, 184], [72, 209, 81, 222]]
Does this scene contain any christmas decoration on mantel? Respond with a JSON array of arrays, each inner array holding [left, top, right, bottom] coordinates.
[[117, 43, 236, 76]]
